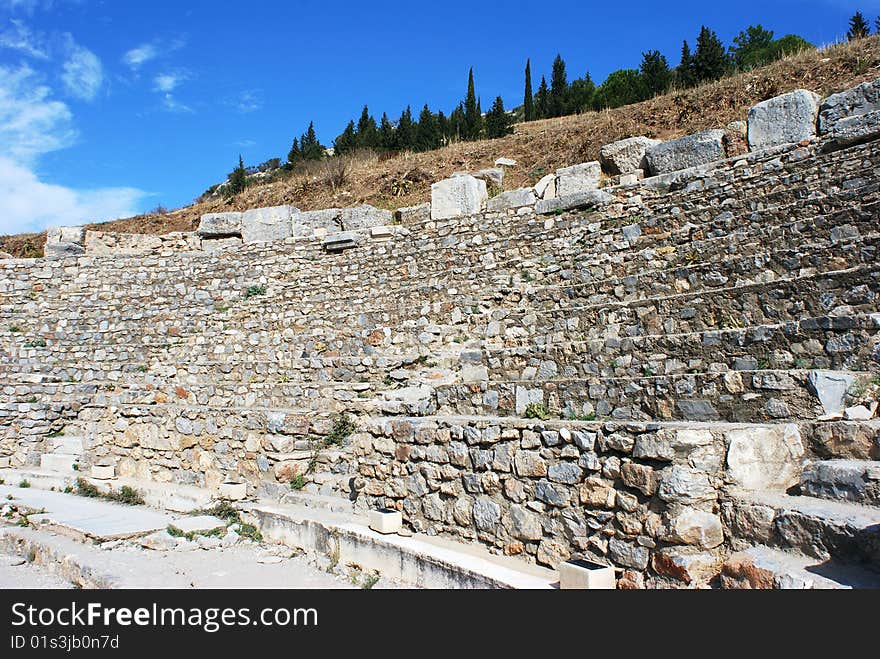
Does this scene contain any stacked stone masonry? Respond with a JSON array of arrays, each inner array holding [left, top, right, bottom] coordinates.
[[2, 80, 880, 588]]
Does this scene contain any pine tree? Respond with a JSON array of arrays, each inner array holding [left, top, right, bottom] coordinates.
[[484, 96, 513, 139], [640, 50, 671, 97], [436, 110, 449, 146], [523, 59, 535, 121], [464, 68, 480, 140], [535, 75, 550, 119], [334, 121, 357, 156], [355, 105, 378, 149], [394, 106, 415, 151], [693, 26, 729, 82], [448, 103, 465, 142], [676, 40, 696, 88], [227, 155, 247, 196], [549, 54, 569, 117], [848, 12, 870, 40], [286, 138, 301, 167], [730, 24, 775, 70], [569, 73, 596, 114], [378, 113, 394, 151], [415, 104, 440, 151]]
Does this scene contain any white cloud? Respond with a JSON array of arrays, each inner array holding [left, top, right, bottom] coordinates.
[[61, 39, 103, 101], [161, 92, 193, 114], [122, 42, 158, 70], [0, 19, 49, 59], [0, 156, 145, 235], [0, 64, 146, 234], [0, 65, 75, 162], [154, 72, 182, 92], [234, 90, 262, 113]]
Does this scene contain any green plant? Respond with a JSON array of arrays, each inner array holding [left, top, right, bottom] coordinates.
[[244, 285, 267, 299], [63, 486, 73, 494], [190, 503, 262, 543], [46, 430, 65, 438], [72, 463, 79, 471], [524, 402, 551, 420], [290, 474, 306, 490], [9, 325, 21, 333], [26, 396, 37, 403], [18, 479, 31, 488], [136, 365, 148, 373], [110, 486, 145, 505], [24, 339, 46, 348], [568, 412, 597, 421], [326, 413, 356, 445], [359, 571, 380, 589], [75, 478, 100, 498]]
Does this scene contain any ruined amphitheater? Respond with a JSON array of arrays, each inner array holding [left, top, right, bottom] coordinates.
[[1, 80, 880, 589]]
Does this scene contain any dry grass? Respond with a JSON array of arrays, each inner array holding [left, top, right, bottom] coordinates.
[[4, 36, 880, 258]]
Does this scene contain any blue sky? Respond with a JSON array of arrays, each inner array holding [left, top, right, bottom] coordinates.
[[0, 0, 876, 234]]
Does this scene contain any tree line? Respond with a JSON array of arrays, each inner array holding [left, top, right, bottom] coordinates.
[[224, 16, 872, 191]]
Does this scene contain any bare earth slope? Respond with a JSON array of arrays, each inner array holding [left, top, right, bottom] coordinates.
[[4, 36, 880, 258]]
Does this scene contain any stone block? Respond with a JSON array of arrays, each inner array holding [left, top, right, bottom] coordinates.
[[369, 508, 402, 534], [559, 559, 616, 590], [197, 212, 242, 237], [241, 205, 297, 243], [323, 232, 360, 252], [555, 162, 601, 196], [725, 424, 804, 490], [475, 168, 504, 188], [533, 173, 556, 199], [485, 187, 536, 211], [818, 77, 880, 135], [807, 370, 856, 416], [394, 203, 431, 224], [90, 464, 115, 480], [599, 137, 660, 174], [644, 129, 726, 175], [202, 237, 243, 252], [747, 89, 820, 150], [535, 190, 613, 215], [44, 226, 85, 258], [338, 205, 393, 230], [430, 175, 487, 220], [218, 481, 247, 500]]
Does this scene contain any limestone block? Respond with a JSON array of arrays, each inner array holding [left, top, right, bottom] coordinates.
[[559, 560, 616, 590], [475, 168, 504, 188], [91, 464, 115, 480], [369, 508, 402, 534], [495, 157, 517, 167], [338, 205, 393, 231], [665, 508, 724, 549], [241, 205, 297, 243], [644, 129, 726, 175], [44, 226, 85, 258], [822, 110, 880, 149], [84, 231, 163, 256], [535, 190, 613, 215], [747, 89, 820, 150], [533, 173, 557, 199], [197, 212, 242, 237], [807, 370, 856, 416], [430, 175, 487, 220], [818, 77, 880, 134], [394, 203, 431, 224], [485, 187, 537, 211], [323, 232, 360, 252], [725, 424, 804, 490], [599, 137, 661, 174], [293, 208, 343, 235], [555, 161, 601, 196], [219, 481, 247, 500]]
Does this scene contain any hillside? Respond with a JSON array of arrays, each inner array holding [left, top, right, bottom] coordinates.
[[3, 35, 880, 258]]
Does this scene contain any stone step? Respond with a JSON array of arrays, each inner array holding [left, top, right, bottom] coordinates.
[[246, 501, 557, 589], [49, 436, 84, 455], [79, 476, 216, 513], [0, 468, 75, 492], [723, 488, 880, 564], [280, 489, 359, 515], [800, 460, 880, 506], [38, 453, 80, 473], [720, 545, 880, 589]]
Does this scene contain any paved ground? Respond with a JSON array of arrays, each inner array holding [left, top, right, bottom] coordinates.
[[0, 552, 73, 589], [0, 486, 398, 589]]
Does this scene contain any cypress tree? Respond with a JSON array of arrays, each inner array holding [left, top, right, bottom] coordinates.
[[378, 113, 394, 151], [676, 40, 696, 88], [693, 26, 729, 82], [299, 121, 324, 160], [227, 155, 247, 196], [436, 110, 449, 146], [286, 138, 301, 167], [848, 12, 870, 40], [549, 54, 569, 117], [334, 120, 357, 156], [485, 96, 513, 139], [355, 105, 378, 149], [415, 104, 440, 151], [535, 75, 550, 119], [464, 68, 481, 140], [395, 106, 415, 151], [449, 103, 466, 142], [640, 50, 671, 97], [523, 59, 535, 121]]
